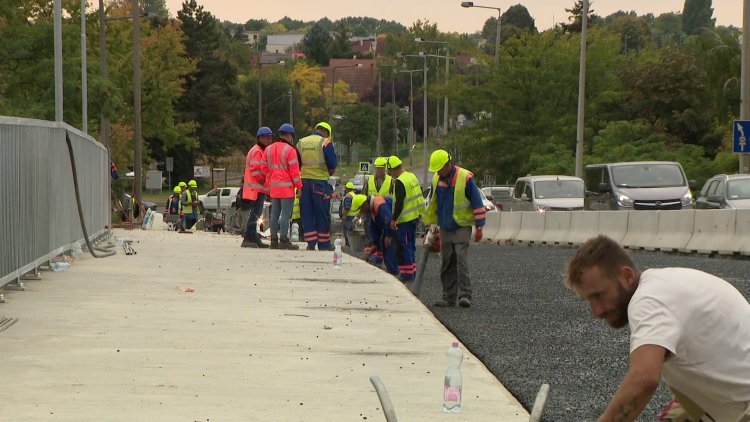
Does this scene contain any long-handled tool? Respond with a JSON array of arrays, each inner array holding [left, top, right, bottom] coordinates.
[[412, 226, 440, 296]]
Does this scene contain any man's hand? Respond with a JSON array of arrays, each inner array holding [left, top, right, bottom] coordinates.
[[296, 189, 301, 198], [390, 219, 397, 231], [474, 226, 483, 242], [384, 236, 392, 248], [598, 345, 666, 422]]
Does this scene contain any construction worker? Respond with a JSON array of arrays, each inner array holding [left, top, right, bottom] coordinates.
[[164, 186, 182, 231], [241, 127, 273, 248], [363, 157, 392, 262], [423, 150, 486, 308], [349, 195, 399, 277], [180, 180, 200, 231], [339, 182, 356, 247], [387, 155, 423, 282], [262, 123, 302, 250], [297, 121, 337, 251], [176, 181, 188, 230]]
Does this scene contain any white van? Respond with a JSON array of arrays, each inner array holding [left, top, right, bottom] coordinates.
[[511, 176, 585, 212]]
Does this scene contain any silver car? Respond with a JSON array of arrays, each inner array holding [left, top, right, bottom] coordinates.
[[511, 176, 584, 212], [695, 174, 750, 209]]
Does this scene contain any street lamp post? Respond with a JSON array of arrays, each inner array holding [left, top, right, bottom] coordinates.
[[81, 0, 88, 133], [461, 2, 501, 64], [416, 38, 451, 135], [741, 0, 750, 173], [574, 0, 589, 178], [329, 63, 363, 120], [395, 68, 420, 166], [98, 0, 110, 148], [376, 63, 396, 156], [132, 0, 143, 202], [258, 60, 285, 128]]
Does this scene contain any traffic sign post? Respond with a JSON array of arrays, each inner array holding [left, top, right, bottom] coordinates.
[[734, 120, 750, 153], [358, 161, 371, 173]]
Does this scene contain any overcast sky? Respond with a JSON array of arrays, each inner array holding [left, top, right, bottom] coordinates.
[[164, 0, 741, 33]]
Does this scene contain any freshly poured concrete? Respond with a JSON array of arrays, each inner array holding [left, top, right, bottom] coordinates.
[[0, 229, 528, 421]]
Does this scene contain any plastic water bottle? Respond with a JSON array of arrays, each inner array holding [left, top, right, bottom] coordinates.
[[443, 342, 463, 413], [52, 262, 70, 272], [333, 238, 343, 269], [291, 222, 299, 242]]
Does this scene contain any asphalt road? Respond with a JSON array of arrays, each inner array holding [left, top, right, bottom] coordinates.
[[410, 243, 750, 421]]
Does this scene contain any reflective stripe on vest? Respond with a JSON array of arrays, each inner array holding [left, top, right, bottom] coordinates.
[[182, 190, 197, 214], [367, 175, 393, 198], [298, 135, 329, 180], [423, 166, 474, 227], [396, 171, 423, 223]]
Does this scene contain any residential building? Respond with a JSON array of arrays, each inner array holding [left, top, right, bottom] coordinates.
[[321, 59, 377, 101], [266, 33, 305, 54]]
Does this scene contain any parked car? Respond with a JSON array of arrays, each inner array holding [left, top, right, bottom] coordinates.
[[584, 161, 695, 211], [695, 174, 750, 209], [422, 186, 498, 213], [348, 173, 368, 194], [198, 187, 241, 211], [481, 186, 514, 211], [511, 176, 584, 212]]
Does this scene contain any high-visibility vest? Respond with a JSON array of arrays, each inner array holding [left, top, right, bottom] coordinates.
[[297, 134, 330, 180], [423, 166, 475, 227], [367, 175, 393, 198], [181, 190, 198, 215], [396, 171, 423, 224], [265, 141, 302, 199], [292, 195, 301, 220], [243, 143, 269, 200]]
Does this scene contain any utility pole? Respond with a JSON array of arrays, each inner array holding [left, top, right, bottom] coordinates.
[[54, 0, 63, 122], [98, 0, 110, 147], [422, 58, 428, 185], [741, 0, 750, 173], [392, 70, 397, 155], [377, 70, 382, 156], [288, 89, 293, 125], [574, 0, 588, 178], [81, 0, 88, 133], [132, 0, 143, 201]]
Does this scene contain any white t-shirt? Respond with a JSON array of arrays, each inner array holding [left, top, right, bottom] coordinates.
[[629, 268, 750, 421]]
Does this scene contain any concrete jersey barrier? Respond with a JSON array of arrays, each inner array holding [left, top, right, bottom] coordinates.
[[621, 211, 659, 250], [652, 210, 695, 252], [539, 212, 572, 245], [515, 212, 546, 244], [684, 209, 737, 254]]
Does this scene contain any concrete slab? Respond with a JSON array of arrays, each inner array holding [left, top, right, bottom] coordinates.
[[0, 229, 528, 421]]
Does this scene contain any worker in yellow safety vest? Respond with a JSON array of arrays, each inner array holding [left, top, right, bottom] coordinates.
[[297, 121, 337, 250], [180, 180, 200, 231], [386, 155, 424, 282]]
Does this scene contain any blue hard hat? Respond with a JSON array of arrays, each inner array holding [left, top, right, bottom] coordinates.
[[278, 123, 295, 137], [256, 126, 273, 137]]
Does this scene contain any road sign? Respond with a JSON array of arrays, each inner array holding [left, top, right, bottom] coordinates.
[[358, 162, 370, 173], [166, 157, 174, 172], [734, 120, 750, 153]]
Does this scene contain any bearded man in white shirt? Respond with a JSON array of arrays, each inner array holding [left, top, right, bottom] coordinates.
[[565, 235, 750, 422]]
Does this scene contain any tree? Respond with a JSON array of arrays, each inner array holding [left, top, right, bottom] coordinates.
[[329, 23, 354, 59], [652, 13, 686, 47], [177, 0, 245, 160], [301, 21, 332, 66], [561, 0, 599, 33], [502, 5, 536, 33], [289, 62, 326, 130], [682, 0, 714, 36]]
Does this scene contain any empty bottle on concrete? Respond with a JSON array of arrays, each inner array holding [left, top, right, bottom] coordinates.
[[443, 342, 463, 412], [333, 238, 343, 269], [291, 222, 299, 242], [52, 262, 70, 272]]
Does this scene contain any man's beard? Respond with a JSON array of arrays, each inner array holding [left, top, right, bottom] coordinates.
[[602, 282, 633, 329]]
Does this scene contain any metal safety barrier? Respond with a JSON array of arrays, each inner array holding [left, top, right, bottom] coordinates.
[[0, 116, 109, 288]]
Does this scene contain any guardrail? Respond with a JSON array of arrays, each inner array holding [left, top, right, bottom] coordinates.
[[1, 117, 109, 288], [483, 209, 750, 256]]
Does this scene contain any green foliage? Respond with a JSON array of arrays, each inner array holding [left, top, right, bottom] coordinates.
[[301, 22, 332, 66], [682, 0, 714, 36], [329, 23, 354, 59]]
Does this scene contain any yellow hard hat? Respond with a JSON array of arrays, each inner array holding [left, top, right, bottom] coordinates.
[[374, 157, 388, 168], [178, 181, 187, 188], [429, 149, 451, 172], [173, 186, 181, 193], [387, 155, 402, 169], [345, 181, 355, 190], [188, 180, 198, 188], [349, 194, 368, 215], [315, 121, 332, 138]]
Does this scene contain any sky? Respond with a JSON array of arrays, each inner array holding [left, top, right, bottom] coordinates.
[[164, 0, 741, 33]]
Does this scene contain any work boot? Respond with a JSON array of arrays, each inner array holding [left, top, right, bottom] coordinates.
[[279, 238, 299, 250], [458, 297, 472, 308], [270, 238, 279, 249], [306, 245, 316, 251], [256, 240, 270, 249], [434, 298, 456, 307], [319, 244, 335, 252], [241, 238, 258, 248]]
